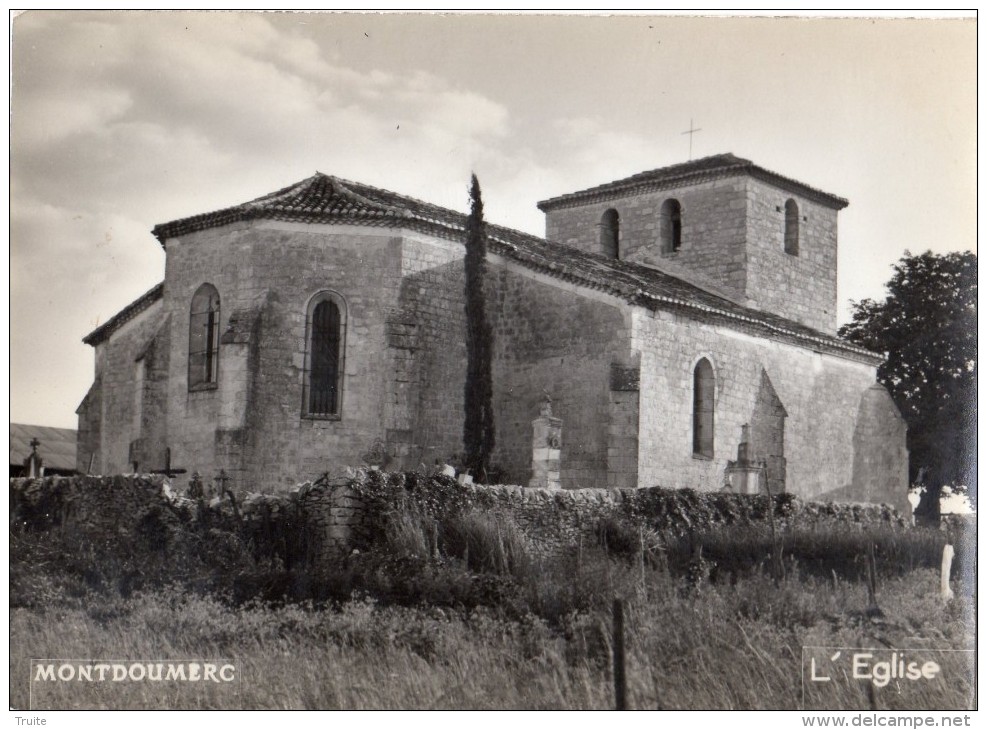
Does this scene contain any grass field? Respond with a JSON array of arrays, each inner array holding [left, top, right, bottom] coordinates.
[[10, 519, 976, 711]]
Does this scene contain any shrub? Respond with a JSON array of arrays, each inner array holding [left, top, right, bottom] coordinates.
[[594, 514, 641, 558], [442, 511, 532, 578]]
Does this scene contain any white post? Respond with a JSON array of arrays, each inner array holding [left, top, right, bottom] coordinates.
[[940, 544, 955, 602]]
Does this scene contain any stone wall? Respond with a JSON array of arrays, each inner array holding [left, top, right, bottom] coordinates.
[[457, 482, 905, 557], [75, 378, 102, 474], [542, 174, 840, 334], [745, 177, 839, 334], [160, 222, 408, 492], [11, 475, 178, 537], [631, 307, 909, 512], [134, 317, 171, 474], [9, 474, 365, 570], [486, 262, 633, 489], [544, 176, 750, 297], [79, 301, 167, 475], [10, 474, 908, 574], [397, 235, 470, 470]]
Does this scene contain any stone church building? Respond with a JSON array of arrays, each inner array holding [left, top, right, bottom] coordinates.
[[76, 153, 908, 509]]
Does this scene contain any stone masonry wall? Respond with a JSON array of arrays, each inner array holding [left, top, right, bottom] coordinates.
[[134, 318, 171, 473], [393, 240, 638, 489], [83, 302, 167, 475], [397, 235, 470, 470], [745, 177, 839, 334], [75, 378, 102, 474], [455, 482, 905, 558], [9, 475, 366, 571], [10, 475, 907, 573], [631, 307, 909, 513], [486, 263, 634, 489], [544, 176, 750, 297], [543, 174, 841, 334], [11, 475, 181, 538], [160, 222, 406, 493]]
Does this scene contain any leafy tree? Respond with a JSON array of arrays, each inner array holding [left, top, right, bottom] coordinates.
[[463, 174, 495, 480], [838, 250, 976, 510]]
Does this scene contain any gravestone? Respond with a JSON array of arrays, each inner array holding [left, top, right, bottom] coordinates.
[[529, 396, 562, 489]]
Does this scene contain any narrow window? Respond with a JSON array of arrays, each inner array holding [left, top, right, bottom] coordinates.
[[660, 199, 683, 253], [600, 208, 620, 259], [133, 357, 146, 438], [304, 291, 346, 417], [188, 284, 220, 390], [784, 199, 799, 255], [693, 358, 714, 458]]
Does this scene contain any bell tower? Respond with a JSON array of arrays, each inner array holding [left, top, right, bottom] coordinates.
[[538, 154, 846, 334]]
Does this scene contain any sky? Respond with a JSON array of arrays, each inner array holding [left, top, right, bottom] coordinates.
[[9, 11, 977, 429]]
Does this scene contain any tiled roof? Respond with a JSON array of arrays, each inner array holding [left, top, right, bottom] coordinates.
[[537, 153, 849, 211], [10, 423, 77, 472], [149, 173, 877, 363], [151, 173, 464, 243], [82, 283, 164, 346]]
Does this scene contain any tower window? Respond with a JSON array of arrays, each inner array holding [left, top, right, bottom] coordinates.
[[304, 291, 347, 418], [188, 283, 220, 390], [660, 199, 683, 253], [784, 199, 800, 256], [692, 358, 714, 458], [600, 208, 620, 259]]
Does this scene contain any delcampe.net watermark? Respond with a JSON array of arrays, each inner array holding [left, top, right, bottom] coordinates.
[[801, 647, 974, 711], [28, 659, 241, 710]]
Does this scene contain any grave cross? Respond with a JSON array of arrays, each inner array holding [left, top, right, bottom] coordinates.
[[214, 469, 232, 496], [187, 471, 204, 500], [681, 118, 702, 160], [215, 469, 243, 526], [24, 438, 44, 478], [151, 447, 188, 479]]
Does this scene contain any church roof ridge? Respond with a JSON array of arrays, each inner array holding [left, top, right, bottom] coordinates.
[[82, 282, 164, 346], [147, 173, 876, 364], [536, 153, 849, 211]]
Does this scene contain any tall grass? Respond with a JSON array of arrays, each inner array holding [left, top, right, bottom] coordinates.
[[9, 496, 975, 710], [11, 564, 974, 710]]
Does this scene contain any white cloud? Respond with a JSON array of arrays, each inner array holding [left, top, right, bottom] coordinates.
[[13, 88, 133, 150]]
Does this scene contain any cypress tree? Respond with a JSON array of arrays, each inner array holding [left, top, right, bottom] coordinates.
[[463, 174, 495, 480]]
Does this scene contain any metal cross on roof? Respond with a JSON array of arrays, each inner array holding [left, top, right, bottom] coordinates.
[[682, 119, 702, 160]]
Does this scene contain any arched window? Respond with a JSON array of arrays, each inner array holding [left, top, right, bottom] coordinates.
[[304, 291, 346, 418], [784, 199, 799, 256], [660, 199, 683, 253], [692, 358, 714, 458], [600, 208, 620, 259], [188, 284, 220, 390]]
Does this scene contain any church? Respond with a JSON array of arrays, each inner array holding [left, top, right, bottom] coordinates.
[[76, 153, 908, 510]]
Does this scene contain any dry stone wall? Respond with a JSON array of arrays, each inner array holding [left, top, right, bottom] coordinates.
[[11, 473, 906, 571], [450, 482, 904, 557]]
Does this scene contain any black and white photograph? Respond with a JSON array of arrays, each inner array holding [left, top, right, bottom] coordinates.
[[8, 10, 976, 717]]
